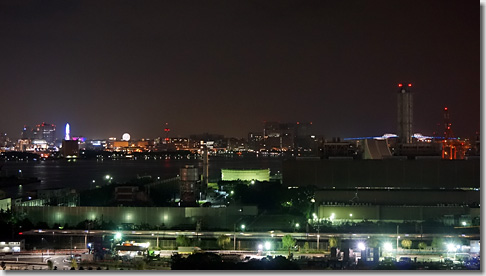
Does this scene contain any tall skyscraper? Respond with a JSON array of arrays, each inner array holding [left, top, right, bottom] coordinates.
[[397, 83, 413, 144], [33, 122, 56, 145]]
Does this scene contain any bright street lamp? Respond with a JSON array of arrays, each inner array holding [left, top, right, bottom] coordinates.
[[384, 242, 393, 251], [264, 241, 272, 250], [241, 224, 245, 231], [105, 175, 110, 180], [357, 242, 366, 251]]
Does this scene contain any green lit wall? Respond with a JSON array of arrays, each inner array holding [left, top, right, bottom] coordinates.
[[221, 169, 270, 182], [14, 205, 258, 229], [317, 205, 476, 224]]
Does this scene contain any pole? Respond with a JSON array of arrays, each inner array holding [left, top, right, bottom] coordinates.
[[233, 224, 236, 250], [70, 237, 73, 257], [157, 226, 160, 249], [396, 225, 399, 260]]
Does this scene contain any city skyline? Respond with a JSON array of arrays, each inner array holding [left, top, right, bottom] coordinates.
[[0, 0, 479, 139]]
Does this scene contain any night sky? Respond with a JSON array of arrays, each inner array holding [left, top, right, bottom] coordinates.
[[0, 0, 479, 140]]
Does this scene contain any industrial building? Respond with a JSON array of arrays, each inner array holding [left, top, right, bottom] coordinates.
[[283, 158, 480, 226], [179, 165, 201, 207], [221, 169, 270, 182]]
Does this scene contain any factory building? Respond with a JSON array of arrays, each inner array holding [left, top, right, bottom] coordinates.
[[221, 169, 270, 182], [283, 158, 479, 226], [179, 165, 200, 207]]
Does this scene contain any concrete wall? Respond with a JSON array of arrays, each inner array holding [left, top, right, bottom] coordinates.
[[317, 205, 476, 223], [315, 189, 479, 205], [14, 205, 258, 230], [283, 159, 479, 189]]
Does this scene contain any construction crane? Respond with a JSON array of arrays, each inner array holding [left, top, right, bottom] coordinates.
[[440, 107, 469, 160]]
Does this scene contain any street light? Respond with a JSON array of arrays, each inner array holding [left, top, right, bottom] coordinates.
[[241, 224, 245, 231], [383, 242, 393, 251], [114, 232, 122, 242], [357, 242, 366, 251], [462, 221, 467, 226], [264, 241, 272, 251]]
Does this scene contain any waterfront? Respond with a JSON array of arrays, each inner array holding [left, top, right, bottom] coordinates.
[[0, 157, 283, 195]]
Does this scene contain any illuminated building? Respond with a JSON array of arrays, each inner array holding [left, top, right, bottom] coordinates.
[[248, 132, 264, 151], [33, 122, 56, 145], [221, 169, 270, 182], [295, 122, 316, 152], [65, 123, 70, 140], [62, 123, 78, 158], [262, 121, 315, 152], [168, 138, 190, 150], [21, 125, 32, 139], [112, 141, 129, 149], [263, 121, 295, 151], [397, 83, 413, 144]]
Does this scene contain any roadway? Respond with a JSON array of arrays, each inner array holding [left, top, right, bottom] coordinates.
[[22, 229, 479, 241]]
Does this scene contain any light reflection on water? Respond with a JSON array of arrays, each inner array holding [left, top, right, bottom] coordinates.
[[2, 157, 282, 193]]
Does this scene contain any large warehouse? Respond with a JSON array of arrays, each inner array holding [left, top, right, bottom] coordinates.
[[283, 158, 480, 225]]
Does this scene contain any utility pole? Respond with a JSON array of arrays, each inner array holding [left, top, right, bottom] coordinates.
[[233, 224, 236, 250], [396, 225, 399, 260], [156, 225, 160, 249]]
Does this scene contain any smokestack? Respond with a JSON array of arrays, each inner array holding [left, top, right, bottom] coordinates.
[[397, 83, 413, 144]]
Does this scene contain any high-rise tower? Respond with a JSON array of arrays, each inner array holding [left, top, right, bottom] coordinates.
[[397, 83, 413, 144], [443, 107, 454, 139]]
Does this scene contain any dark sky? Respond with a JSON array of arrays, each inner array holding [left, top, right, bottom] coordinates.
[[0, 0, 479, 140]]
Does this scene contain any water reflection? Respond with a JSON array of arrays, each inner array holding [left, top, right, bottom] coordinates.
[[2, 157, 282, 194]]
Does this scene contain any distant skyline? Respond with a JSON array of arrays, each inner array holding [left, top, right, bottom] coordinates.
[[0, 0, 479, 140]]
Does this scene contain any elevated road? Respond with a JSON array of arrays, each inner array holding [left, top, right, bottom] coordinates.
[[21, 229, 479, 241]]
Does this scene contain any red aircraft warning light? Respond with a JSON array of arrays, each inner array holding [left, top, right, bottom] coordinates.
[[408, 83, 412, 87], [398, 83, 403, 87]]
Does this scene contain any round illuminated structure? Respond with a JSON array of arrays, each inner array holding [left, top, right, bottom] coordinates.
[[121, 133, 131, 141]]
